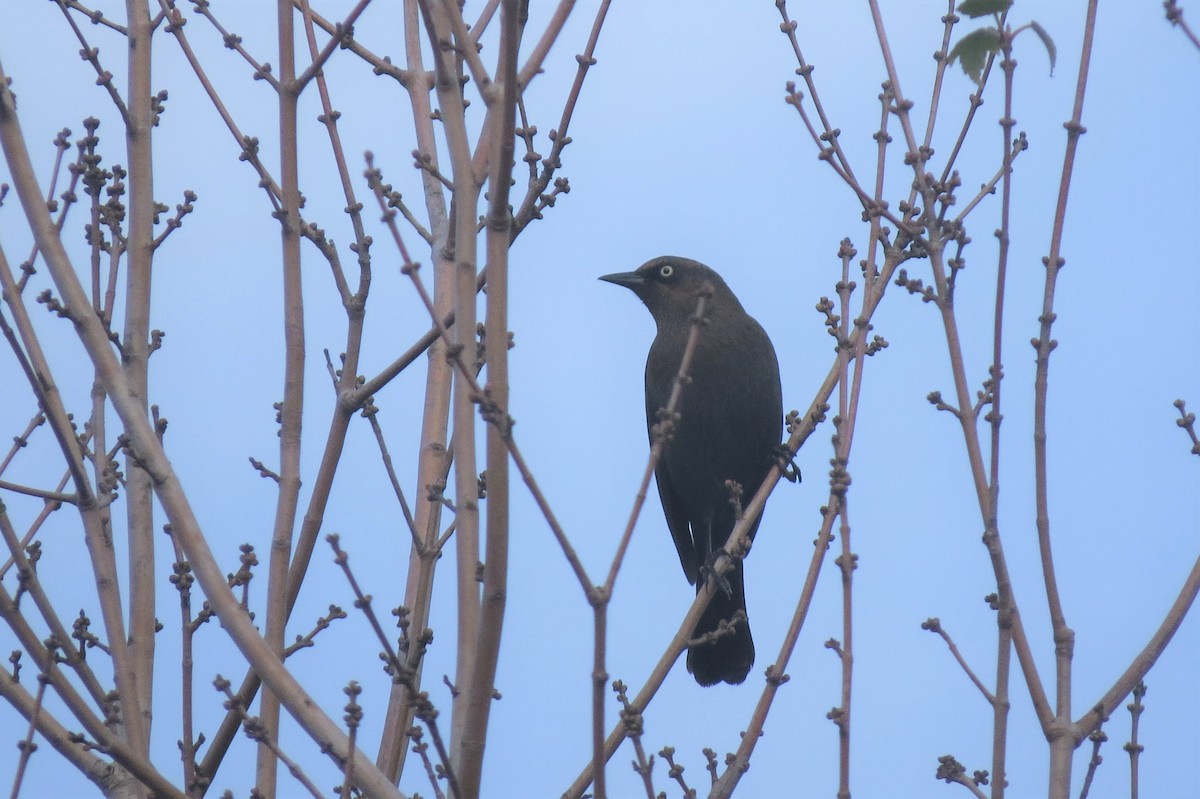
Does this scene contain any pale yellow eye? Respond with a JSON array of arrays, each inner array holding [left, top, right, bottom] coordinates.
[[659, 265, 674, 278]]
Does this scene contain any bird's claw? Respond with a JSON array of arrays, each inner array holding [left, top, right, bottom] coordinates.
[[773, 444, 801, 483], [699, 550, 735, 599]]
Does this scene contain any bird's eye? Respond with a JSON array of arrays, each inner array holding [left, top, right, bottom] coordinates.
[[659, 265, 674, 278]]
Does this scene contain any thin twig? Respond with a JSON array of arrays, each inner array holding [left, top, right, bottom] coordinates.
[[1173, 400, 1200, 455], [1, 54, 406, 799], [512, 0, 609, 237], [922, 618, 996, 704], [0, 481, 76, 505], [1164, 0, 1200, 50], [213, 677, 326, 799], [187, 0, 281, 90], [0, 583, 186, 798], [362, 404, 421, 546], [58, 0, 128, 34], [295, 1, 374, 89], [1124, 682, 1146, 799], [53, 1, 130, 124], [290, 0, 417, 85], [1077, 727, 1106, 799], [0, 411, 46, 476], [602, 288, 711, 595], [935, 755, 989, 799], [158, 1, 285, 209], [326, 534, 459, 797]]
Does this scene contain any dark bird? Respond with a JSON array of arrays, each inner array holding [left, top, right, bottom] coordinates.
[[601, 256, 783, 686]]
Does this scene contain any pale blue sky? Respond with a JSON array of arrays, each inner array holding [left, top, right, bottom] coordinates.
[[1, 3, 1197, 798]]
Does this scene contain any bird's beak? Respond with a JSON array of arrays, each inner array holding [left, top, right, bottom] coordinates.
[[598, 271, 644, 290]]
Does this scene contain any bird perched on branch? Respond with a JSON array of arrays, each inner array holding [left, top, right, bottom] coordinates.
[[601, 256, 784, 686]]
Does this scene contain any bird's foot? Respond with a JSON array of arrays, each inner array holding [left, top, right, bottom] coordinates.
[[698, 550, 735, 600], [773, 444, 802, 483]]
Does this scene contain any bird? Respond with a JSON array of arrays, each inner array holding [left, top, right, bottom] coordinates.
[[601, 256, 783, 686]]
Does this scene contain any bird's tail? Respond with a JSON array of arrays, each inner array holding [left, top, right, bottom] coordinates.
[[687, 561, 754, 686]]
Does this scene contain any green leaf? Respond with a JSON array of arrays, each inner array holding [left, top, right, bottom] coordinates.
[[1029, 20, 1057, 76], [948, 28, 1003, 85], [957, 0, 1013, 19]]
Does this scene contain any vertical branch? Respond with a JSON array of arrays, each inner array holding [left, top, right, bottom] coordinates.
[[174, 561, 199, 795], [447, 77, 483, 772], [511, 0, 608, 239], [1037, 4, 1099, 795], [988, 7, 1014, 500], [188, 0, 381, 788], [910, 13, 1057, 744], [257, 1, 306, 794], [455, 2, 519, 797], [919, 1, 960, 155], [865, 0, 925, 185], [834, 500, 852, 799], [2, 174, 148, 789], [832, 243, 856, 799], [418, 0, 485, 774], [84, 116, 116, 673], [376, 0, 455, 781], [1, 64, 405, 799], [991, 613, 1014, 799], [122, 0, 157, 762], [590, 602, 608, 799], [1125, 682, 1145, 799], [988, 13, 1017, 797]]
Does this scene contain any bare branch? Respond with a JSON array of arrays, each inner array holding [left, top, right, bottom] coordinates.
[[213, 676, 327, 799], [1174, 399, 1200, 455], [0, 52, 408, 799], [1164, 0, 1200, 50], [53, 2, 130, 124], [922, 617, 996, 704], [58, 0, 129, 34]]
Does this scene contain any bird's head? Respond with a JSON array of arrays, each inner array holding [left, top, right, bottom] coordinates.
[[599, 256, 738, 326]]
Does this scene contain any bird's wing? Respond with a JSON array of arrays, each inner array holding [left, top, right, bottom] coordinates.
[[645, 361, 700, 585], [653, 460, 699, 585]]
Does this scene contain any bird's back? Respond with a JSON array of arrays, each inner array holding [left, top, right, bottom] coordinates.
[[646, 304, 782, 580]]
